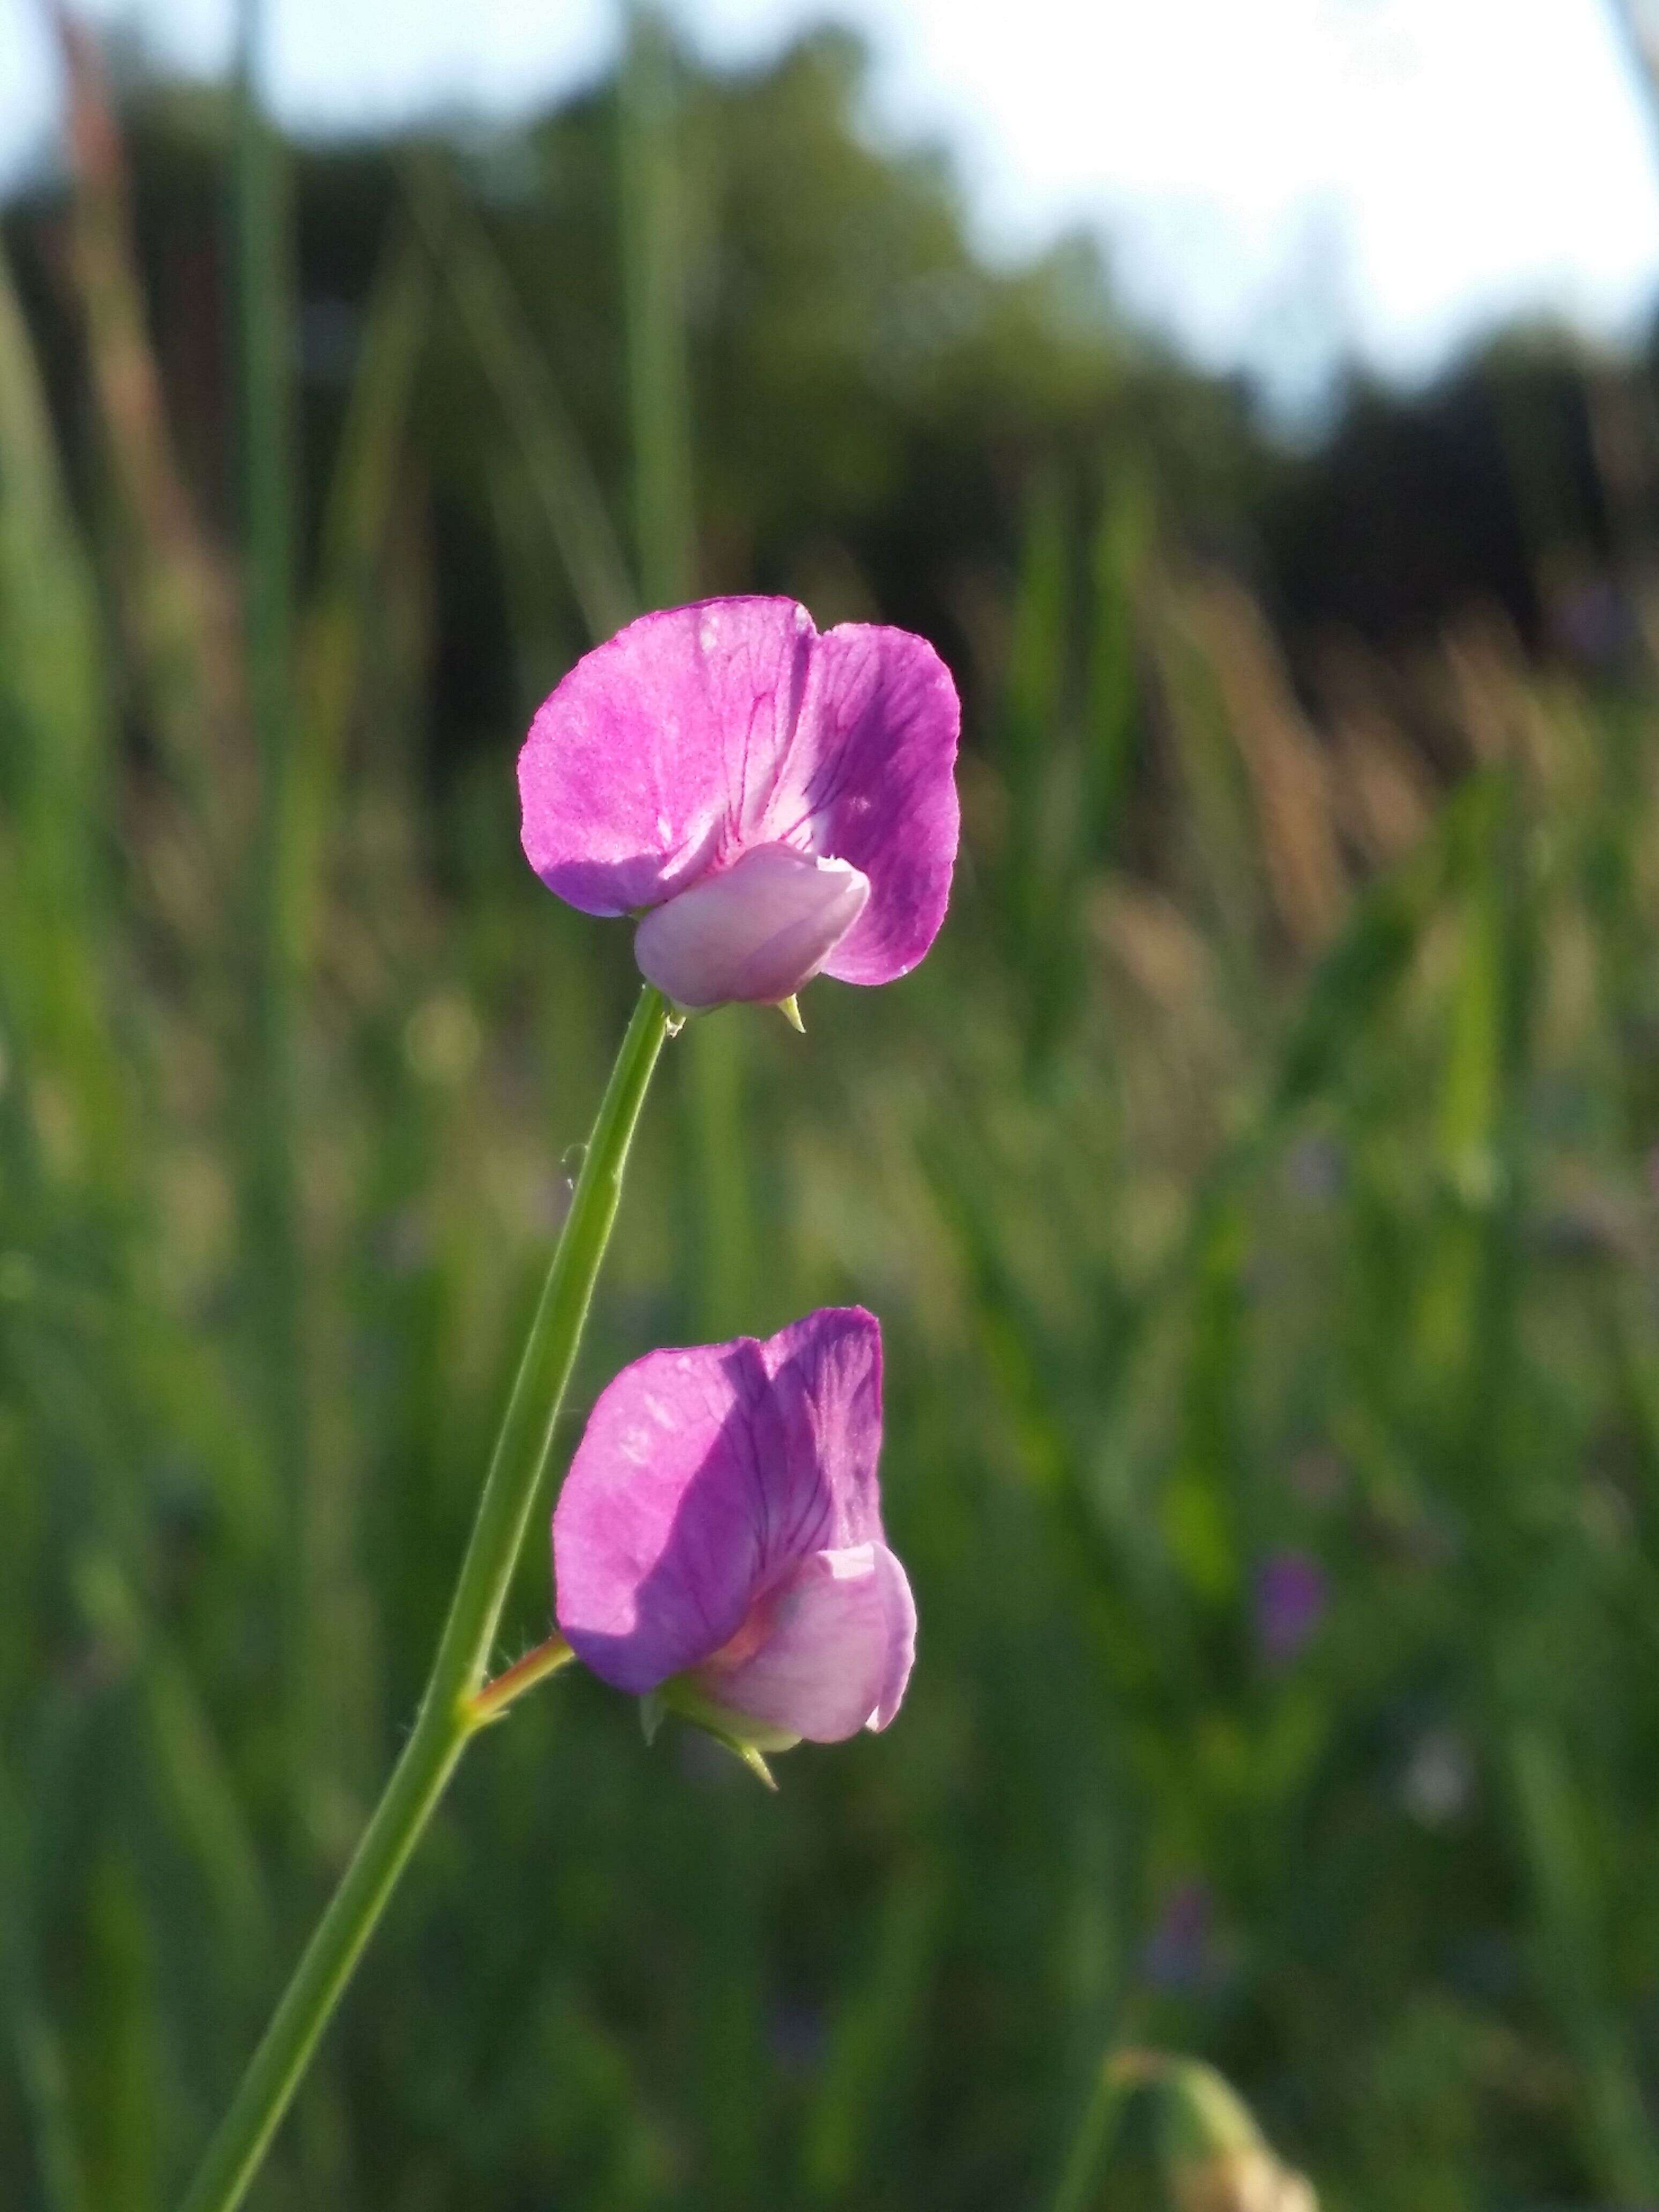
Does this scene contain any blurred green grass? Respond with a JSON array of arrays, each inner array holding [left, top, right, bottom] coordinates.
[[11, 17, 1659, 2212]]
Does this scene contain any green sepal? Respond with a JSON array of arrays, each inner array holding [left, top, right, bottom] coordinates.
[[637, 1676, 799, 1789]]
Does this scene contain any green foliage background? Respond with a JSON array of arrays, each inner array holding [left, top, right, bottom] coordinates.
[[7, 16, 1659, 2210]]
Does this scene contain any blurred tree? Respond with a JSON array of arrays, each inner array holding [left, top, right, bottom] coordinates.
[[3, 23, 1262, 774]]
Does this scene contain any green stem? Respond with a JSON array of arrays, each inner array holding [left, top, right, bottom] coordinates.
[[1048, 2055, 1135, 2212], [233, 0, 310, 1847], [619, 0, 694, 610], [180, 985, 670, 2212]]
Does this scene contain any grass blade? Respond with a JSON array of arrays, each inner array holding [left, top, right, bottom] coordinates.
[[406, 156, 636, 644]]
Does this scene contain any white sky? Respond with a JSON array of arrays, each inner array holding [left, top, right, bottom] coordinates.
[[3, 0, 1659, 400]]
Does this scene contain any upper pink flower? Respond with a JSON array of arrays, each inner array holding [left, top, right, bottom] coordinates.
[[518, 598, 961, 1011], [552, 1308, 915, 1748]]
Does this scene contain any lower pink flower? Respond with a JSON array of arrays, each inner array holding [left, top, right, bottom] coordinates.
[[553, 1308, 915, 1750]]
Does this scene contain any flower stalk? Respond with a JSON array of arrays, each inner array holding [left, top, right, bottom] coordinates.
[[466, 1634, 576, 1726], [180, 984, 670, 2212]]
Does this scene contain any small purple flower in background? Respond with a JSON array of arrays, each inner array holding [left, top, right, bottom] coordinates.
[[1141, 1879, 1218, 1993], [518, 598, 960, 1014], [553, 1306, 915, 1777], [1253, 1549, 1328, 1667]]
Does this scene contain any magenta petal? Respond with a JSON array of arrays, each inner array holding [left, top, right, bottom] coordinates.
[[781, 624, 960, 986], [694, 1542, 914, 1742], [553, 1309, 886, 1695], [634, 843, 870, 1009], [518, 599, 960, 989], [518, 599, 817, 916]]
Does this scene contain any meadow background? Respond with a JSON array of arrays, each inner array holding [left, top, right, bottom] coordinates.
[[10, 9, 1659, 2207]]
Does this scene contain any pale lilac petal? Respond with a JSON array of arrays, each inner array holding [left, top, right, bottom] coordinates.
[[519, 599, 817, 916], [764, 624, 961, 986], [552, 1309, 885, 1695], [694, 1542, 912, 1742], [633, 844, 870, 1010], [866, 1540, 916, 1731]]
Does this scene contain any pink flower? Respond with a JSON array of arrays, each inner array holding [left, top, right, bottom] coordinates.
[[518, 599, 960, 1012], [552, 1309, 915, 1758]]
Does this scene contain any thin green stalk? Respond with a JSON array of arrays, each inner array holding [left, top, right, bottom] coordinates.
[[1047, 2053, 1134, 2212], [466, 1635, 576, 1726], [232, 0, 310, 1851], [616, 5, 759, 1333], [179, 985, 670, 2212], [619, 0, 695, 609], [404, 157, 637, 644]]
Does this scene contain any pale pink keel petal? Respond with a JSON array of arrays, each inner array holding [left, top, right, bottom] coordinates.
[[693, 1542, 912, 1742], [633, 844, 869, 1010], [552, 1310, 888, 1699], [519, 598, 816, 916]]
